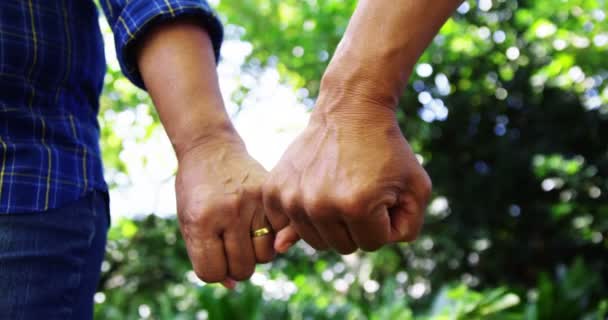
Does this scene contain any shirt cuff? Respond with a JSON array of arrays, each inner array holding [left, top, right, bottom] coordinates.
[[112, 0, 223, 90]]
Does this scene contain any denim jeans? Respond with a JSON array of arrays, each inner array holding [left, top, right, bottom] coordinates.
[[0, 191, 109, 320]]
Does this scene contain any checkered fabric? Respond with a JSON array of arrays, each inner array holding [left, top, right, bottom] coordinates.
[[0, 0, 223, 213]]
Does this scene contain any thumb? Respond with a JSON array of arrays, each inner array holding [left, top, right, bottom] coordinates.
[[274, 224, 300, 253]]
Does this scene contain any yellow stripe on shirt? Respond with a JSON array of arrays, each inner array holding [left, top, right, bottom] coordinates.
[[104, 0, 114, 19], [82, 147, 88, 193], [40, 118, 52, 210], [27, 0, 38, 111], [118, 16, 135, 39], [164, 0, 176, 17], [69, 114, 88, 194]]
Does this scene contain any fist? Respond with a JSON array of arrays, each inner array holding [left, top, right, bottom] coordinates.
[[263, 104, 431, 254], [175, 137, 274, 285]]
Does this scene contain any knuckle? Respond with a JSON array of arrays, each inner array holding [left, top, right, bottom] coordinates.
[[302, 194, 332, 219], [306, 206, 329, 222], [282, 190, 303, 215], [180, 202, 213, 226], [336, 194, 366, 219], [212, 197, 243, 223], [181, 194, 244, 227]]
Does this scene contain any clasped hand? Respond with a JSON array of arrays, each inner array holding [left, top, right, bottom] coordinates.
[[175, 97, 432, 287]]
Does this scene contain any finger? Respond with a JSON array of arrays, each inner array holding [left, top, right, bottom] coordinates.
[[262, 184, 290, 233], [345, 205, 391, 251], [312, 215, 357, 254], [224, 223, 256, 281], [274, 224, 300, 253], [284, 204, 328, 251], [389, 193, 425, 242], [186, 232, 227, 283], [251, 207, 275, 263], [221, 278, 237, 290]]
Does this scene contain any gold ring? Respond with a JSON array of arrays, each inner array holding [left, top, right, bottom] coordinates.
[[252, 227, 271, 238]]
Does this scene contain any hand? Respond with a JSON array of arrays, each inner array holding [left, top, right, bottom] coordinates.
[[175, 133, 274, 287], [263, 97, 432, 254]]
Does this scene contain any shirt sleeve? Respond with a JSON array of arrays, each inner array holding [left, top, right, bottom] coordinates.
[[99, 0, 223, 89]]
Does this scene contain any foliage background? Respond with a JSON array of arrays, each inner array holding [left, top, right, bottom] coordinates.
[[95, 0, 608, 319]]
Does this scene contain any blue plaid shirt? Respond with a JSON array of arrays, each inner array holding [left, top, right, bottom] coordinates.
[[0, 0, 223, 214]]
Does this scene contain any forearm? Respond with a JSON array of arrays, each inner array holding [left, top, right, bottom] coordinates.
[[319, 0, 462, 112], [136, 19, 239, 158]]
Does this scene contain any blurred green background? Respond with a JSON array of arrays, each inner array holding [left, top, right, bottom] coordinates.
[[94, 0, 608, 319]]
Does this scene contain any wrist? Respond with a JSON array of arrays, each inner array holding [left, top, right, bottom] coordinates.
[[319, 39, 415, 111], [310, 95, 399, 137], [171, 115, 245, 161], [312, 67, 400, 127], [317, 60, 406, 117]]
